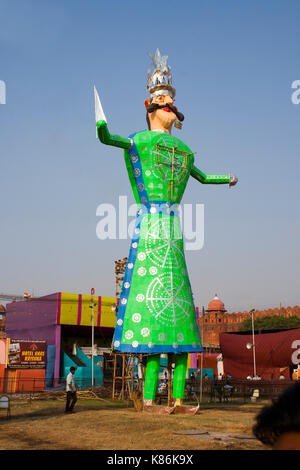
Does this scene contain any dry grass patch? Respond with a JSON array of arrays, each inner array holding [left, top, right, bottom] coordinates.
[[0, 398, 268, 450]]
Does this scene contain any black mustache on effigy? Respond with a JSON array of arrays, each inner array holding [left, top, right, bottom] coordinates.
[[146, 102, 184, 122]]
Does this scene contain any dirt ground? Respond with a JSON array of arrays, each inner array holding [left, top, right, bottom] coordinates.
[[0, 397, 269, 450]]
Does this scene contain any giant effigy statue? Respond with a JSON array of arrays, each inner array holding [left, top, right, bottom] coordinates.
[[95, 49, 237, 413]]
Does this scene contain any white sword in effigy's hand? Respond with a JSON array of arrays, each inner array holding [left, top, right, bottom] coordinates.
[[94, 85, 107, 138]]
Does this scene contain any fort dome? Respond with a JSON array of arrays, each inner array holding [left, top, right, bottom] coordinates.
[[207, 295, 226, 312]]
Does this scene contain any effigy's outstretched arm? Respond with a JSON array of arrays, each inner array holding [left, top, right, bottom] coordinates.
[[191, 164, 238, 186], [96, 120, 132, 150]]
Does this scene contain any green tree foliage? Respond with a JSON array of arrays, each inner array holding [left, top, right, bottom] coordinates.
[[238, 315, 300, 332]]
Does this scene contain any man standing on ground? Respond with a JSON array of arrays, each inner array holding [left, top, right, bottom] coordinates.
[[65, 366, 78, 413]]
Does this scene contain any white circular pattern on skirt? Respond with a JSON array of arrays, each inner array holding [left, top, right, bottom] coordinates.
[[138, 252, 146, 261], [158, 332, 167, 342], [148, 342, 154, 348], [114, 341, 120, 347], [146, 273, 192, 326], [132, 313, 141, 323], [149, 266, 158, 275], [125, 330, 134, 340], [117, 319, 123, 326], [128, 263, 134, 269], [124, 282, 130, 289], [121, 298, 127, 305], [144, 217, 184, 269], [132, 341, 139, 348], [141, 328, 150, 337], [177, 333, 184, 342], [136, 294, 145, 302], [132, 242, 138, 249], [138, 267, 147, 276]]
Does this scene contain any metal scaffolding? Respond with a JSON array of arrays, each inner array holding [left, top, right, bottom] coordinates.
[[111, 257, 145, 402]]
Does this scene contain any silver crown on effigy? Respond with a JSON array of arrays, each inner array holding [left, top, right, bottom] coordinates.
[[147, 48, 176, 99]]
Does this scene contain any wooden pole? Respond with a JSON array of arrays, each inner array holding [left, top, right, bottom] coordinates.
[[121, 355, 125, 400], [113, 259, 128, 401], [91, 293, 95, 389], [168, 355, 172, 407], [131, 356, 135, 400], [200, 306, 205, 403], [200, 352, 204, 402], [112, 353, 117, 400]]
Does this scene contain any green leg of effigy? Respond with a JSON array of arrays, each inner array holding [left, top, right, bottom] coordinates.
[[173, 353, 188, 400], [144, 354, 160, 400], [144, 353, 188, 402], [172, 353, 199, 414]]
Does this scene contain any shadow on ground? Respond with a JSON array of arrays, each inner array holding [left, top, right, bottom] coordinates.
[[0, 401, 131, 424]]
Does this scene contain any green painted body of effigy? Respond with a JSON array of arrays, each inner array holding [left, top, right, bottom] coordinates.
[[94, 49, 237, 407]]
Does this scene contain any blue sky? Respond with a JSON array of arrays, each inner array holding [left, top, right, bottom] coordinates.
[[0, 0, 299, 312]]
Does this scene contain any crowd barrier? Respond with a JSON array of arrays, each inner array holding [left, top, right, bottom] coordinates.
[[0, 375, 296, 400], [0, 377, 100, 394], [0, 376, 45, 394], [183, 378, 295, 402]]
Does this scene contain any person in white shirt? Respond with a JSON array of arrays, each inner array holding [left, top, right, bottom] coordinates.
[[65, 366, 78, 413]]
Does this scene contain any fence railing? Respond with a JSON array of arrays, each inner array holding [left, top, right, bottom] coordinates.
[[182, 378, 295, 402], [0, 376, 296, 400], [0, 377, 46, 394]]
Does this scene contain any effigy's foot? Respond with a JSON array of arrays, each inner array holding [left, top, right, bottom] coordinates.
[[144, 405, 175, 415], [143, 399, 175, 414], [174, 404, 200, 415], [172, 399, 200, 415]]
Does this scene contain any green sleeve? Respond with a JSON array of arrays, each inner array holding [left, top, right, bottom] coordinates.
[[96, 120, 132, 150], [191, 164, 230, 184]]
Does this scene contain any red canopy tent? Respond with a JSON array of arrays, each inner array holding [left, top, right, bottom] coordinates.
[[220, 328, 300, 379]]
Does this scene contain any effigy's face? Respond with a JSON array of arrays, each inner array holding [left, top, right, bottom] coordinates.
[[148, 94, 177, 131]]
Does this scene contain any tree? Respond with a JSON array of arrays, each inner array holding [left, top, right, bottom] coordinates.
[[238, 315, 300, 332]]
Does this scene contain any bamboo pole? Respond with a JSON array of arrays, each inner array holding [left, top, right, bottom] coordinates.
[[121, 355, 125, 400], [200, 352, 204, 403], [112, 353, 117, 400], [91, 293, 95, 390], [167, 355, 173, 407], [131, 357, 134, 400], [200, 306, 205, 403]]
